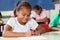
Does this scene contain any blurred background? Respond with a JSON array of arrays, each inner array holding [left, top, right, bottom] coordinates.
[[0, 0, 60, 24]]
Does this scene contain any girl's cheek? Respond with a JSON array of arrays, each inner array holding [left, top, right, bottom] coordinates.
[[19, 15, 25, 19]]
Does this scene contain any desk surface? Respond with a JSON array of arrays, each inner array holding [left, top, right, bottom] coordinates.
[[1, 31, 60, 40], [2, 36, 47, 40], [41, 31, 60, 40]]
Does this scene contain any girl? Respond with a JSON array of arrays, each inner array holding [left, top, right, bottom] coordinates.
[[2, 1, 45, 37]]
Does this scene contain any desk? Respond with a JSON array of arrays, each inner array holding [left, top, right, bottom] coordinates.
[[1, 31, 60, 40], [41, 31, 60, 40], [1, 36, 47, 40]]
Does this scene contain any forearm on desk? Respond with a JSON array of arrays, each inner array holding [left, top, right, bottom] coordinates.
[[32, 25, 46, 35], [2, 31, 26, 37], [51, 27, 60, 31]]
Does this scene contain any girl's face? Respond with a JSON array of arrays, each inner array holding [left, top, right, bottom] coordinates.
[[16, 7, 31, 24], [34, 10, 40, 15], [34, 9, 42, 15]]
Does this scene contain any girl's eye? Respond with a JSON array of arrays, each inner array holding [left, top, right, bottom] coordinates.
[[27, 15, 30, 17], [23, 14, 25, 16]]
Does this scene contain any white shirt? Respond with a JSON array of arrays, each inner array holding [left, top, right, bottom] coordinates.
[[30, 11, 47, 19], [5, 18, 38, 32]]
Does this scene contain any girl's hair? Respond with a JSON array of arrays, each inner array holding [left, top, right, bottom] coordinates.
[[33, 5, 42, 11], [14, 1, 31, 17]]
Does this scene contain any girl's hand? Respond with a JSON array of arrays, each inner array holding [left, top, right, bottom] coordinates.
[[31, 30, 40, 36], [36, 18, 41, 22], [25, 30, 32, 37], [32, 30, 40, 36]]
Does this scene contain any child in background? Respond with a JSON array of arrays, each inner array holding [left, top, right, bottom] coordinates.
[[30, 5, 47, 24], [2, 1, 45, 37], [0, 12, 3, 36], [49, 10, 60, 31], [0, 12, 3, 25]]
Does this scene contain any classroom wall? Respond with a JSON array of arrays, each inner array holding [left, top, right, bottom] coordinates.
[[45, 4, 60, 20], [1, 4, 60, 18], [1, 11, 14, 16], [1, 4, 60, 23], [50, 4, 60, 19], [1, 11, 14, 24]]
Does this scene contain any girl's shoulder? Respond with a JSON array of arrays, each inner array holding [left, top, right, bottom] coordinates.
[[27, 19, 37, 23]]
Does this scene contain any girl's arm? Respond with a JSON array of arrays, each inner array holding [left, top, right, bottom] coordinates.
[[31, 25, 46, 35], [36, 25, 46, 35], [50, 27, 60, 31], [36, 17, 47, 22], [2, 25, 31, 37]]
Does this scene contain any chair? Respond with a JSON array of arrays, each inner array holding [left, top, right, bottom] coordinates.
[[40, 24, 51, 32], [47, 18, 50, 24]]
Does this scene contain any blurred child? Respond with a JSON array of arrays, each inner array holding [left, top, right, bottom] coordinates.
[[30, 5, 47, 24], [2, 2, 45, 37], [0, 12, 3, 25], [0, 12, 3, 36], [49, 10, 60, 31]]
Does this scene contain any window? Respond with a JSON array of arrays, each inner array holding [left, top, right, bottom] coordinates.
[[53, 0, 60, 3]]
